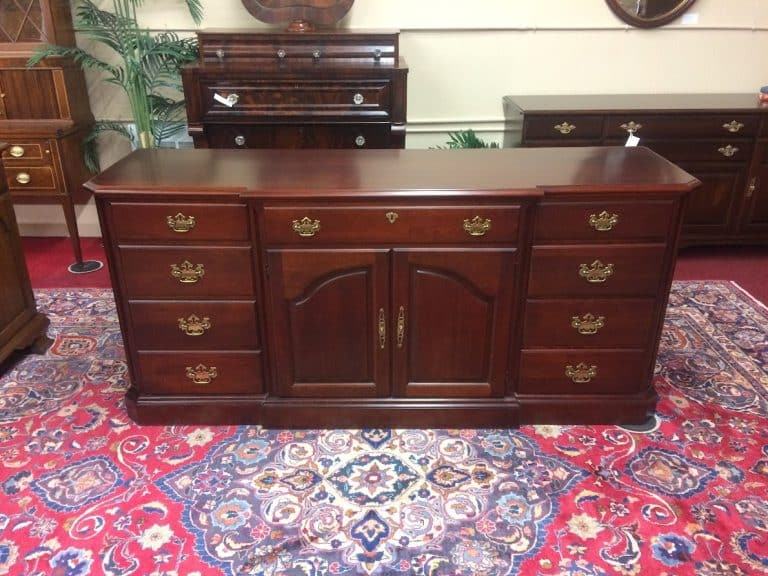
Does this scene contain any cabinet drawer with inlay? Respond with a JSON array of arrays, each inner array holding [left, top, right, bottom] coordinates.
[[119, 246, 255, 299], [535, 201, 674, 242], [261, 205, 521, 245], [6, 166, 56, 190], [527, 244, 667, 297], [524, 115, 603, 142], [109, 202, 250, 242], [1, 142, 50, 163], [523, 299, 656, 348], [128, 301, 259, 349], [136, 351, 263, 394], [519, 349, 649, 395]]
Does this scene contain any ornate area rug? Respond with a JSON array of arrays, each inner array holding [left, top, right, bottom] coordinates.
[[1, 282, 767, 576]]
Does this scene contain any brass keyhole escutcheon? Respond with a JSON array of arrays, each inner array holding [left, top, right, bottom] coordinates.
[[385, 211, 398, 224]]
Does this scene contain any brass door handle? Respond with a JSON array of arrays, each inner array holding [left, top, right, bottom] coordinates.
[[292, 217, 320, 237], [170, 260, 205, 283], [396, 306, 406, 348], [571, 313, 605, 335], [185, 364, 218, 385], [579, 260, 614, 283], [378, 308, 386, 349], [565, 363, 597, 384], [588, 211, 619, 232], [167, 213, 196, 233], [15, 172, 30, 185], [178, 314, 211, 336]]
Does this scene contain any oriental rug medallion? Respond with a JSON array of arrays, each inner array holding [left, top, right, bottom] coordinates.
[[0, 282, 767, 576]]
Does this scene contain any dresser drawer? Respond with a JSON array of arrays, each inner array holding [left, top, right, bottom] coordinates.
[[136, 351, 263, 394], [535, 200, 674, 242], [524, 115, 603, 142], [261, 205, 521, 245], [1, 142, 50, 163], [203, 80, 391, 119], [108, 202, 250, 242], [644, 140, 754, 164], [205, 123, 393, 150], [119, 246, 255, 299], [519, 350, 649, 395], [528, 244, 667, 297], [523, 299, 657, 348], [128, 301, 260, 349], [5, 166, 56, 190], [604, 114, 759, 139]]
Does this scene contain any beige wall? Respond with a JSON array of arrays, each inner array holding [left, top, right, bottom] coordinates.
[[16, 0, 768, 236]]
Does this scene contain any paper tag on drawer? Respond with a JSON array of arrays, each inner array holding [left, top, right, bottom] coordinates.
[[214, 93, 236, 107], [625, 133, 640, 147]]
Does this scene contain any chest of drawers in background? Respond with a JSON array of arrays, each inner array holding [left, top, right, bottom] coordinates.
[[182, 29, 408, 150], [504, 94, 768, 246]]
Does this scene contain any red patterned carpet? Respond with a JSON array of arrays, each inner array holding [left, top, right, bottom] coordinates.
[[1, 282, 767, 575]]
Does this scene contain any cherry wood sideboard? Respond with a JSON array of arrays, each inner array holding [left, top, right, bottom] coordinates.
[[182, 29, 408, 150], [0, 154, 50, 369], [0, 0, 95, 268], [504, 94, 768, 246], [87, 147, 698, 427]]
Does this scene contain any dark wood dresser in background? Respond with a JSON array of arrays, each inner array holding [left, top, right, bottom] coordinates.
[[0, 0, 95, 267], [0, 154, 49, 368], [504, 94, 768, 246], [87, 146, 697, 427], [181, 29, 408, 149]]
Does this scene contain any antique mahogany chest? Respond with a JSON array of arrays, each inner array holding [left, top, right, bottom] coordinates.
[[87, 146, 697, 427]]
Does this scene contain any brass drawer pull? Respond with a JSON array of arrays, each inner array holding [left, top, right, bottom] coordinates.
[[722, 120, 744, 133], [620, 121, 642, 134], [571, 313, 605, 335], [292, 216, 320, 237], [15, 172, 30, 185], [167, 212, 196, 233], [718, 145, 739, 158], [554, 122, 576, 135], [9, 145, 24, 158], [396, 306, 406, 348], [566, 363, 597, 384], [747, 177, 757, 198], [378, 308, 386, 349], [170, 260, 205, 284], [579, 260, 614, 283], [588, 211, 619, 232], [178, 314, 211, 336], [463, 216, 491, 237], [185, 364, 218, 385]]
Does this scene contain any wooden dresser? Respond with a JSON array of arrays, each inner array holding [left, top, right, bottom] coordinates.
[[181, 29, 408, 149], [0, 154, 49, 368], [504, 94, 768, 246], [87, 147, 697, 427], [0, 0, 95, 267]]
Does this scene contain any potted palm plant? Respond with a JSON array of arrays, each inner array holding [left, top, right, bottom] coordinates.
[[28, 0, 203, 172]]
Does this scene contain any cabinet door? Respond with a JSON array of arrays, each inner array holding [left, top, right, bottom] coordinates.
[[680, 167, 744, 237], [392, 249, 517, 398], [0, 70, 59, 120], [738, 154, 768, 233], [266, 249, 390, 398]]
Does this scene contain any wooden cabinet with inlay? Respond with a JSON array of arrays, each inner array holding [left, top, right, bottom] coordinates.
[[87, 146, 697, 427], [504, 94, 768, 245]]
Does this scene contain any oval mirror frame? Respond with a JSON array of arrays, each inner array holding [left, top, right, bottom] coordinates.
[[605, 0, 697, 28], [241, 0, 355, 31]]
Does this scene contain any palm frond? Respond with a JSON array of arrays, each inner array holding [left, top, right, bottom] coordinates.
[[82, 121, 135, 173], [26, 45, 120, 79], [435, 129, 500, 149]]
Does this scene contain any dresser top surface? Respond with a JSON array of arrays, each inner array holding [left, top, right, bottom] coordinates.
[[504, 93, 768, 114], [86, 147, 697, 198]]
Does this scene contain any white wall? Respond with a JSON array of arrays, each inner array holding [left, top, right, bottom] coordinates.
[[16, 0, 768, 236]]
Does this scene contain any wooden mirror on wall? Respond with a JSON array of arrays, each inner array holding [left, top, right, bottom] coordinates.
[[606, 0, 697, 28], [241, 0, 355, 31]]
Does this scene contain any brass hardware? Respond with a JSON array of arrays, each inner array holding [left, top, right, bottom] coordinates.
[[579, 260, 614, 283], [277, 48, 287, 59], [226, 93, 239, 106], [396, 306, 405, 348], [565, 363, 597, 384], [292, 216, 321, 237], [723, 120, 744, 133], [215, 48, 225, 61], [170, 260, 205, 284], [570, 313, 606, 335], [620, 121, 642, 134], [747, 177, 757, 198], [234, 135, 246, 146], [166, 212, 196, 233], [463, 216, 492, 237], [185, 364, 218, 385], [718, 145, 739, 158], [554, 122, 576, 135], [588, 211, 619, 232], [385, 211, 398, 224], [15, 172, 30, 185], [353, 93, 365, 105], [178, 314, 211, 336], [378, 308, 386, 349], [312, 49, 321, 59], [355, 135, 366, 147], [9, 145, 24, 158], [373, 48, 382, 61]]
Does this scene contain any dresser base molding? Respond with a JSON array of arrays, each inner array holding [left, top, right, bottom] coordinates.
[[0, 312, 51, 367]]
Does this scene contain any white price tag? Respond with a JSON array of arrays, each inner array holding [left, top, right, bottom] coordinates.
[[625, 133, 640, 147], [214, 93, 235, 108]]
